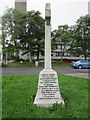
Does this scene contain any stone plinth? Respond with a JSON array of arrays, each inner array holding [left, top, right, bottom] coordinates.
[[34, 69, 64, 107]]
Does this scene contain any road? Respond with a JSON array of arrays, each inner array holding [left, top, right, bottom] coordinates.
[[1, 67, 89, 79]]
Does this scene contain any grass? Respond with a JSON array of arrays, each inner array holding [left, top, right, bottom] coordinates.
[[6, 61, 35, 68], [5, 60, 70, 68], [2, 74, 88, 119], [52, 61, 70, 67]]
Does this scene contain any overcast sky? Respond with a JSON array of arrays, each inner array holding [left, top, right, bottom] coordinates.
[[0, 0, 89, 30]]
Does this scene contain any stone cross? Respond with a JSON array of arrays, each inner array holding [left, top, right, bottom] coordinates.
[[34, 3, 64, 107]]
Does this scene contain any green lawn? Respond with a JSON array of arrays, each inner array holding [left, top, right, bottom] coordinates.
[[2, 74, 88, 118], [6, 61, 35, 68], [5, 60, 70, 68]]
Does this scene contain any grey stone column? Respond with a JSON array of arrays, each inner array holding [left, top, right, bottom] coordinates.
[[45, 4, 51, 69]]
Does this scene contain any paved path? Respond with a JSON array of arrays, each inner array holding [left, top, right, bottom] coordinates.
[[65, 73, 89, 79], [1, 67, 89, 79]]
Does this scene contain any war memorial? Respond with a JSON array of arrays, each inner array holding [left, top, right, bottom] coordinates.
[[34, 3, 64, 107]]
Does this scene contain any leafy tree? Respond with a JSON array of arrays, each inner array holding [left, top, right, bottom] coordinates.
[[68, 15, 90, 59], [1, 8, 45, 62], [51, 31, 57, 51], [1, 8, 26, 60], [52, 25, 69, 60], [26, 11, 45, 61], [67, 25, 77, 56], [19, 10, 45, 62]]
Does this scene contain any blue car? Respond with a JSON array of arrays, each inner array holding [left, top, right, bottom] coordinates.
[[71, 60, 90, 69]]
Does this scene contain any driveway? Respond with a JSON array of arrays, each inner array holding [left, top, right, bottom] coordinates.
[[1, 67, 89, 79]]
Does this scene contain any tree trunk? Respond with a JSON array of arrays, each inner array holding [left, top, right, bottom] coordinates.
[[16, 51, 19, 60], [37, 51, 39, 61], [61, 41, 63, 61], [84, 54, 87, 60], [5, 53, 8, 64], [29, 51, 32, 63]]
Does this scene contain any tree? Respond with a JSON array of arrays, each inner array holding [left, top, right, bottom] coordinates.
[[1, 8, 45, 62], [68, 15, 90, 59], [52, 25, 69, 60], [27, 11, 45, 61], [19, 10, 45, 62], [51, 31, 57, 50], [1, 8, 26, 60]]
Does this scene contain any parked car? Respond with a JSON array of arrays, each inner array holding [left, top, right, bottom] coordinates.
[[71, 60, 90, 69]]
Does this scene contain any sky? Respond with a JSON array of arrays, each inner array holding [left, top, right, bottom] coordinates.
[[0, 0, 89, 30]]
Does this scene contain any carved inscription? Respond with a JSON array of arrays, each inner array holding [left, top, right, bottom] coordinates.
[[39, 74, 59, 100]]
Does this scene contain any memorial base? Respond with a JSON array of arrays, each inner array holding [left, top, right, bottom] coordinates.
[[34, 69, 64, 107]]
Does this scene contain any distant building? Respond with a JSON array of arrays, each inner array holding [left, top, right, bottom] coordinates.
[[88, 1, 90, 16], [15, 0, 27, 12], [15, 0, 29, 60], [51, 41, 70, 58]]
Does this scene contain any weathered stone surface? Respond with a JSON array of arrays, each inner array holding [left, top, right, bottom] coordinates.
[[34, 69, 64, 107], [45, 4, 51, 69]]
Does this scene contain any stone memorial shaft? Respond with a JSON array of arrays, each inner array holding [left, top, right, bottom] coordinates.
[[34, 3, 64, 107], [45, 4, 51, 69]]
